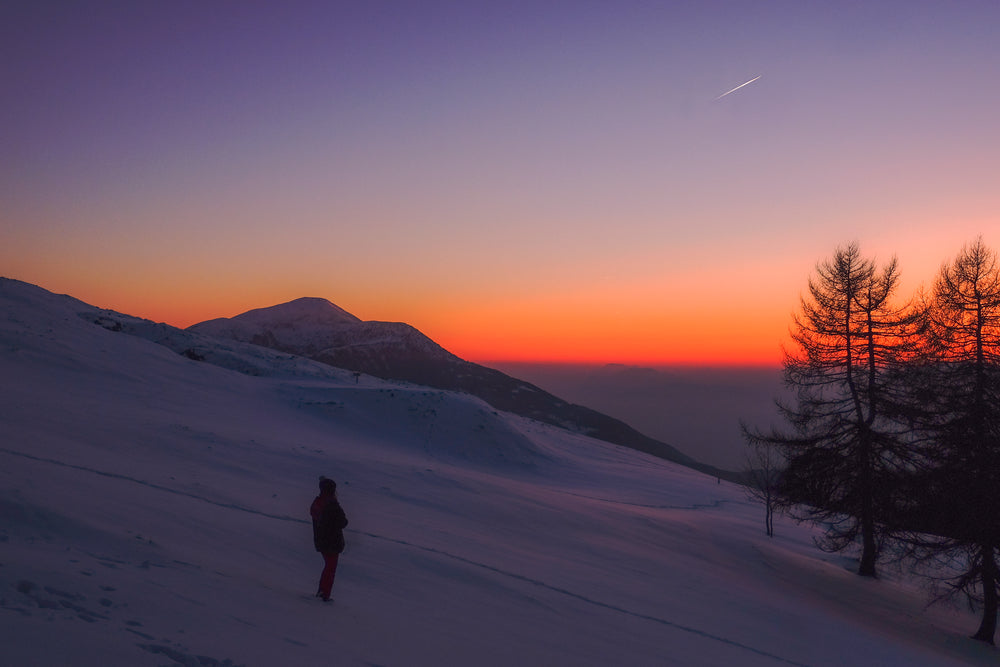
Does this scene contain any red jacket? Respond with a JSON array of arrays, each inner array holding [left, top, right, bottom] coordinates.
[[311, 493, 348, 554]]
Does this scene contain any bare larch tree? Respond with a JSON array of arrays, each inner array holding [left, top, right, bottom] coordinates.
[[902, 237, 1000, 644], [746, 243, 917, 577]]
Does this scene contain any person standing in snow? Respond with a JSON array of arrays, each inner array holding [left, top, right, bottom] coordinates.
[[310, 476, 348, 602]]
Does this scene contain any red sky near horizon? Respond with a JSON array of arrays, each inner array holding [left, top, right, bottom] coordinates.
[[3, 3, 998, 366]]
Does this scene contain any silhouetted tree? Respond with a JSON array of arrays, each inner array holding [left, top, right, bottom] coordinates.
[[741, 435, 783, 537], [746, 243, 918, 577], [900, 237, 1000, 644]]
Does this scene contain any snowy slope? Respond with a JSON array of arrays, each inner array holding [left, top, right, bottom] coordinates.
[[0, 278, 995, 666], [188, 297, 715, 478]]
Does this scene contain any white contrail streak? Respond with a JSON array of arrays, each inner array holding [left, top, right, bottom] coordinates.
[[714, 75, 762, 100]]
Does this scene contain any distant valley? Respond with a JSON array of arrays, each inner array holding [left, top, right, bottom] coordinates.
[[487, 363, 788, 470]]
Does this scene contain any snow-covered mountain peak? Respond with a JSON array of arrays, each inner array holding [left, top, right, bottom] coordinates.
[[189, 297, 366, 355], [227, 297, 361, 329]]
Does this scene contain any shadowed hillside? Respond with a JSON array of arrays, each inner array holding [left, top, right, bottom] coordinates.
[[190, 299, 737, 480]]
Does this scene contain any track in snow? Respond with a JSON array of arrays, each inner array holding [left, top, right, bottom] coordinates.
[[1, 446, 810, 667]]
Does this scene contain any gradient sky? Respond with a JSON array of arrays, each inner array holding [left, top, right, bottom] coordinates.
[[3, 1, 999, 364]]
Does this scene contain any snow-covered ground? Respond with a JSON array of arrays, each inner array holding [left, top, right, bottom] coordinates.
[[0, 278, 995, 666]]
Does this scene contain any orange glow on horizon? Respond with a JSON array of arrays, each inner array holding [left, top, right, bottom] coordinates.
[[56, 277, 789, 367], [434, 324, 786, 367], [412, 288, 791, 367]]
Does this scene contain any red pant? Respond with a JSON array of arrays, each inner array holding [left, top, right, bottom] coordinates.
[[318, 552, 339, 599]]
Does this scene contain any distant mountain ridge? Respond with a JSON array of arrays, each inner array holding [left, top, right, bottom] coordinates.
[[189, 298, 737, 481]]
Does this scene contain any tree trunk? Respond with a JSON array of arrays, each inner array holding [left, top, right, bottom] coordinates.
[[858, 528, 877, 577], [972, 543, 998, 644], [857, 435, 878, 577]]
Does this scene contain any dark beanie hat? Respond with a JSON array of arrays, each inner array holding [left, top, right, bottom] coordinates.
[[319, 476, 336, 493]]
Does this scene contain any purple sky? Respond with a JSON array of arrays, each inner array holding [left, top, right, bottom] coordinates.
[[4, 1, 999, 362]]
